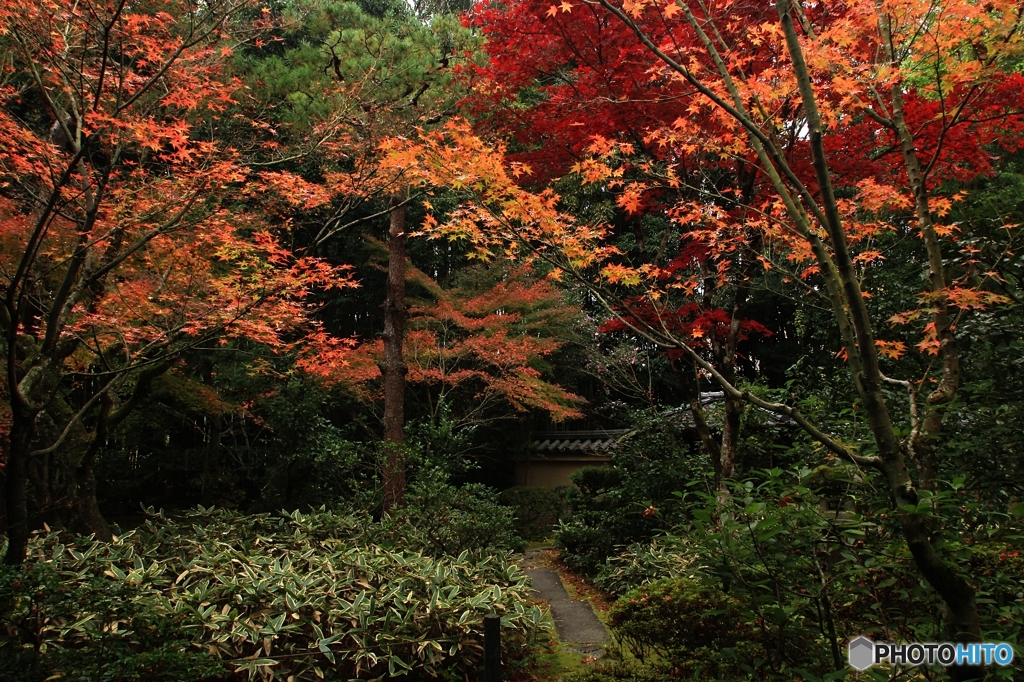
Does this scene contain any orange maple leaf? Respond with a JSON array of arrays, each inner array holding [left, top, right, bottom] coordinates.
[[853, 250, 884, 264], [918, 322, 940, 355], [616, 187, 643, 214], [931, 196, 953, 218], [875, 339, 907, 360]]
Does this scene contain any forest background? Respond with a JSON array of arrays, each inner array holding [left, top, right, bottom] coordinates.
[[1, 0, 1023, 680]]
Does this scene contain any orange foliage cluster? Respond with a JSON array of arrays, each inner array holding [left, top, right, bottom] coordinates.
[[301, 264, 584, 422], [0, 0, 356, 419]]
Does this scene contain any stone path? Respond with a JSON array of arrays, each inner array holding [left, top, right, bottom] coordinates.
[[523, 549, 610, 657]]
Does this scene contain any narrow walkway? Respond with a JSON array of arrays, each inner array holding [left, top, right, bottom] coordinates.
[[523, 549, 610, 657]]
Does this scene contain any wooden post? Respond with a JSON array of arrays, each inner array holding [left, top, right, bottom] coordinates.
[[484, 613, 501, 682]]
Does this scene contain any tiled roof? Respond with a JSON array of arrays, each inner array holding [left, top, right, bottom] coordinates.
[[529, 429, 630, 454], [527, 391, 793, 455]]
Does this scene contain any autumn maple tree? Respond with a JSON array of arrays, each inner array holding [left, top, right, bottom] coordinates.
[[237, 0, 483, 510], [459, 0, 792, 485], [379, 0, 1024, 660], [0, 0, 351, 564], [302, 260, 584, 427]]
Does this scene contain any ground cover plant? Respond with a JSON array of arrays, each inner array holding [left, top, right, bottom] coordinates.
[[0, 507, 546, 681]]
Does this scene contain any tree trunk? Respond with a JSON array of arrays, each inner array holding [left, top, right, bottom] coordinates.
[[719, 397, 742, 480], [382, 193, 407, 513], [201, 413, 222, 507], [718, 265, 751, 485], [673, 357, 722, 476], [3, 417, 33, 565], [0, 463, 6, 537], [887, 84, 958, 491], [68, 451, 111, 541]]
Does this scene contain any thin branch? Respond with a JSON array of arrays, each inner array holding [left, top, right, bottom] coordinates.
[[313, 191, 425, 248], [93, 0, 129, 111], [30, 371, 127, 457]]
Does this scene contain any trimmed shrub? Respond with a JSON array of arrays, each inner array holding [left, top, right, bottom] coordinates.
[[608, 577, 756, 680], [380, 478, 526, 556], [498, 486, 565, 541], [610, 577, 750, 655], [553, 519, 616, 575], [554, 410, 710, 575]]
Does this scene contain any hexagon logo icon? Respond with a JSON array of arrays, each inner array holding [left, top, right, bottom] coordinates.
[[848, 636, 875, 671]]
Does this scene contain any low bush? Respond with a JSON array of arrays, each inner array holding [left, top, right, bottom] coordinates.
[[969, 540, 1024, 646], [668, 469, 1024, 679], [380, 477, 526, 556], [0, 559, 226, 681], [593, 539, 696, 596], [608, 577, 758, 679], [0, 507, 547, 681], [674, 470, 919, 678], [497, 486, 564, 541]]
